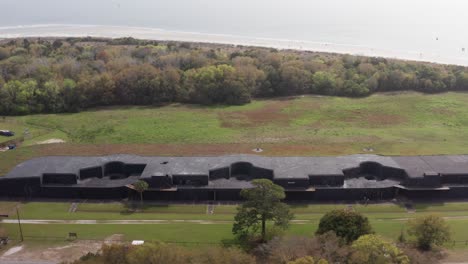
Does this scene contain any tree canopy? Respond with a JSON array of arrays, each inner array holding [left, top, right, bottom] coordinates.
[[288, 256, 328, 264], [132, 180, 149, 205], [315, 209, 373, 243], [232, 179, 293, 242], [2, 37, 468, 115]]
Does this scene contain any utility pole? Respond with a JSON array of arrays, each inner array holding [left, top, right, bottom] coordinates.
[[16, 206, 23, 242]]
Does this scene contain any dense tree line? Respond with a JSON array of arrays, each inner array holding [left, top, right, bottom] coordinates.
[[1, 37, 468, 115]]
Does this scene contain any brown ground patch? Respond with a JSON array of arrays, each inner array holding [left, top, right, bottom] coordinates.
[[443, 248, 468, 263], [0, 234, 124, 263], [218, 100, 296, 128], [308, 121, 325, 129], [346, 110, 407, 126], [365, 114, 406, 126], [431, 107, 455, 116], [33, 142, 349, 157]]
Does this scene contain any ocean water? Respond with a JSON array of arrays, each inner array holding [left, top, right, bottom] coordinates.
[[1, 0, 468, 65]]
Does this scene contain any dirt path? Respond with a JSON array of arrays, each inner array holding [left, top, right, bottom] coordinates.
[[1, 219, 234, 224], [4, 215, 468, 225], [0, 219, 316, 224]]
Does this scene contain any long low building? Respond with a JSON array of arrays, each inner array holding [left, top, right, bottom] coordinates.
[[1, 154, 468, 201]]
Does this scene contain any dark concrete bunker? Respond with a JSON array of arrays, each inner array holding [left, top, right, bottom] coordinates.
[[2, 154, 468, 201]]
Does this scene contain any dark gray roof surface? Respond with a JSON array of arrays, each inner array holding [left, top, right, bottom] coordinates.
[[5, 154, 468, 181]]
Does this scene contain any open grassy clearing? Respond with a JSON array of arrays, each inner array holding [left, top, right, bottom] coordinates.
[[3, 92, 468, 175], [2, 202, 468, 249], [4, 92, 468, 149], [2, 220, 468, 249]]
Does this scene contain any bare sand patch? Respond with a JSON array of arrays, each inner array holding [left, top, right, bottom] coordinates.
[[2, 245, 24, 256], [35, 139, 66, 145], [0, 235, 122, 263]]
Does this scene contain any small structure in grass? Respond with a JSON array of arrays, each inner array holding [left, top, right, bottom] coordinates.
[[0, 226, 8, 245], [68, 232, 77, 241]]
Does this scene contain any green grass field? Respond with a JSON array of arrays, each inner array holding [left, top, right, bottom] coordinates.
[[1, 91, 468, 149], [2, 201, 468, 248], [3, 220, 467, 248], [3, 92, 468, 175], [6, 201, 468, 221]]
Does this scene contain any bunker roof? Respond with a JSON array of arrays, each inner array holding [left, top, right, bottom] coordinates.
[[6, 154, 468, 181]]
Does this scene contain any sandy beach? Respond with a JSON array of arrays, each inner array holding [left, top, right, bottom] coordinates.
[[1, 24, 468, 66]]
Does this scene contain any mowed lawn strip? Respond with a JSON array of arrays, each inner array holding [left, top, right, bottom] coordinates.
[[413, 202, 468, 212], [3, 223, 233, 245], [78, 203, 207, 214], [3, 220, 468, 248], [4, 202, 468, 221]]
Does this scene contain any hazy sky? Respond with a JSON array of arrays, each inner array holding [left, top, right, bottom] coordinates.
[[2, 0, 467, 30], [2, 0, 468, 57]]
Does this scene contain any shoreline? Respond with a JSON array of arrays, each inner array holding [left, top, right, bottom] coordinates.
[[0, 24, 468, 66]]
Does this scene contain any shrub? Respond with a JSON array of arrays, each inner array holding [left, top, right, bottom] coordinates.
[[316, 209, 373, 243], [407, 215, 451, 251]]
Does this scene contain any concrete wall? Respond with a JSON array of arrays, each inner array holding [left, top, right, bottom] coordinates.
[[39, 186, 129, 199], [274, 178, 309, 188], [209, 167, 230, 180], [80, 166, 103, 180], [42, 173, 78, 185], [172, 174, 209, 186], [0, 177, 41, 198], [104, 161, 125, 176], [147, 174, 172, 188], [309, 174, 344, 187], [441, 174, 468, 184]]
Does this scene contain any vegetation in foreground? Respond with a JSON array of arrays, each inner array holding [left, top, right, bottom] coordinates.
[[1, 37, 468, 116], [1, 200, 466, 262], [60, 180, 450, 263]]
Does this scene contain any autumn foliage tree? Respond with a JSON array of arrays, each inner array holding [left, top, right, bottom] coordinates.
[[2, 37, 468, 115]]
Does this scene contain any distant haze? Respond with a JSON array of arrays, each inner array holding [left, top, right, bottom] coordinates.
[[1, 0, 468, 64]]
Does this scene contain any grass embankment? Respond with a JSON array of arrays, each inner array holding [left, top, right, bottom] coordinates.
[[2, 201, 468, 248], [2, 92, 468, 174]]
